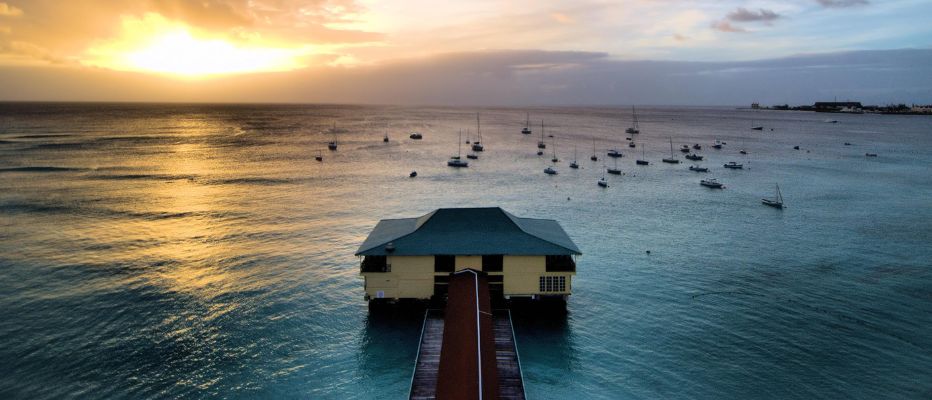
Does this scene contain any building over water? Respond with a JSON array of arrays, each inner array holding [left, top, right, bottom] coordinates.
[[356, 207, 581, 303]]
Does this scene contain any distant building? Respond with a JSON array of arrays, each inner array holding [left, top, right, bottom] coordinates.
[[356, 207, 581, 302], [813, 101, 863, 113], [911, 104, 932, 113]]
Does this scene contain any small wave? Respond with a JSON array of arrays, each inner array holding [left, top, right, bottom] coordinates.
[[0, 166, 84, 173], [208, 177, 293, 185], [88, 173, 198, 181], [10, 134, 76, 139]]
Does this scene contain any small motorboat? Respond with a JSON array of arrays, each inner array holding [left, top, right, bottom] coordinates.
[[713, 143, 723, 149], [409, 132, 423, 139], [739, 149, 748, 155], [409, 171, 417, 177], [598, 178, 609, 187], [865, 153, 878, 157], [825, 119, 838, 123], [689, 165, 709, 172], [752, 126, 763, 131], [607, 149, 623, 158], [544, 166, 558, 175], [693, 144, 701, 150], [537, 150, 544, 156], [844, 142, 852, 146], [466, 153, 478, 160], [723, 161, 743, 169], [680, 145, 690, 153], [793, 145, 800, 150], [700, 178, 724, 188], [328, 141, 338, 151], [626, 137, 632, 141], [685, 153, 703, 161]]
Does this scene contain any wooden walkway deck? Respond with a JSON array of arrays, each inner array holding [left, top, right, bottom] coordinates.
[[409, 309, 525, 400], [410, 310, 444, 400], [493, 310, 526, 400]]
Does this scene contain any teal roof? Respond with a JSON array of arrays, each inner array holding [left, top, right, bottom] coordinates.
[[355, 207, 581, 256]]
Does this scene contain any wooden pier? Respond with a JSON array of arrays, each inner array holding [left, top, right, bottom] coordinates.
[[409, 270, 525, 400]]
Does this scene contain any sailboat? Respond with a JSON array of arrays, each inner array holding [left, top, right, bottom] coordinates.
[[448, 131, 469, 167], [570, 145, 579, 169], [328, 124, 338, 150], [537, 121, 546, 149], [465, 128, 470, 144], [315, 150, 323, 162], [598, 166, 609, 187], [636, 143, 649, 165], [522, 113, 532, 134], [607, 156, 621, 175], [625, 107, 640, 134], [590, 139, 599, 161], [662, 137, 680, 163], [762, 184, 784, 208], [383, 132, 389, 142], [550, 136, 559, 163], [471, 114, 484, 152]]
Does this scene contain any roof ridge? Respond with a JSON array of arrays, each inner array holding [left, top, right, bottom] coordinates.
[[503, 211, 581, 254]]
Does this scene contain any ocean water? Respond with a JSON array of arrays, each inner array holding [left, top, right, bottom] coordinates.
[[1, 103, 930, 399]]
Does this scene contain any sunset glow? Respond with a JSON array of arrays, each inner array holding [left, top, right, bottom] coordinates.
[[82, 14, 309, 77]]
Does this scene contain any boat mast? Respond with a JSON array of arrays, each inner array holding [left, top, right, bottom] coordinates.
[[476, 113, 481, 144]]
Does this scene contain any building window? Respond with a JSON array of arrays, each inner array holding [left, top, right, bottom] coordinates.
[[361, 256, 389, 272], [482, 255, 503, 272], [434, 255, 455, 272], [545, 255, 576, 272], [539, 276, 566, 292]]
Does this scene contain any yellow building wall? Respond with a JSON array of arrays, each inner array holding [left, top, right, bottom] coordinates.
[[361, 255, 576, 299], [361, 256, 434, 299], [455, 256, 483, 271], [502, 256, 573, 296]]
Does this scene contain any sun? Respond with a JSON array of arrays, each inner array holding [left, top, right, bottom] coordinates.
[[83, 14, 308, 77]]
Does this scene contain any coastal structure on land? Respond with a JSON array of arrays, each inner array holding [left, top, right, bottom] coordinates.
[[356, 207, 581, 303]]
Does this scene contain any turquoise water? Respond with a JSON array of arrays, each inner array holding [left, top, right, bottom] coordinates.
[[1, 103, 930, 399]]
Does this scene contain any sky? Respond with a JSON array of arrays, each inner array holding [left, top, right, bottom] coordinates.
[[0, 0, 930, 105]]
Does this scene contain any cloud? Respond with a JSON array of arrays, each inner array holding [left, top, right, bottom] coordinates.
[[0, 2, 23, 17], [816, 0, 869, 8], [711, 21, 747, 33], [4, 48, 930, 106], [726, 8, 781, 23]]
